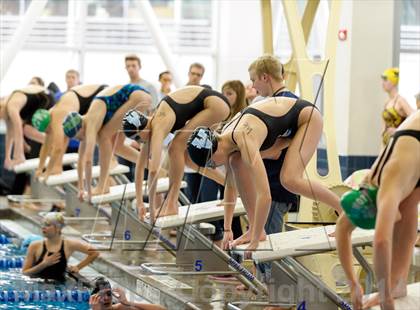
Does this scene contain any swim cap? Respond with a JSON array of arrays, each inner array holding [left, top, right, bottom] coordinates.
[[122, 109, 148, 139], [43, 212, 65, 229], [32, 109, 51, 132], [381, 68, 399, 85], [341, 186, 378, 229], [187, 127, 218, 168], [90, 277, 111, 296], [63, 112, 82, 138]]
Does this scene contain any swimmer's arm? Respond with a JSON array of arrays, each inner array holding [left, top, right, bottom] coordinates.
[[77, 141, 86, 194], [135, 143, 148, 214], [84, 122, 98, 200], [222, 164, 238, 230], [23, 125, 45, 144], [148, 127, 166, 219], [22, 242, 47, 276], [335, 215, 359, 287], [236, 134, 271, 245], [7, 101, 25, 161], [67, 240, 99, 272], [36, 129, 51, 174], [4, 118, 13, 162]]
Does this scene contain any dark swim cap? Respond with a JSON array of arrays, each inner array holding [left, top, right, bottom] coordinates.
[[90, 277, 111, 296], [187, 127, 218, 168], [122, 109, 148, 140]]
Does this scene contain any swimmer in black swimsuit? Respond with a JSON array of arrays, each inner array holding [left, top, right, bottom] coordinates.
[[121, 85, 231, 221], [33, 84, 107, 180], [187, 96, 342, 255], [336, 111, 420, 310], [23, 212, 99, 282], [2, 84, 52, 169]]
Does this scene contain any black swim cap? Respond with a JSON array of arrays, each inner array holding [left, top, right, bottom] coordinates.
[[122, 109, 148, 140], [90, 277, 111, 296], [187, 127, 218, 168]]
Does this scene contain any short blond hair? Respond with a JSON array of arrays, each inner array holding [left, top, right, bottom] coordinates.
[[248, 55, 284, 82]]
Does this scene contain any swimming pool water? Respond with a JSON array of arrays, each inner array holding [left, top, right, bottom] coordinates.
[[0, 235, 90, 310]]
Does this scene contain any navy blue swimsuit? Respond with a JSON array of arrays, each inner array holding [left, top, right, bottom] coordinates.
[[96, 84, 149, 125]]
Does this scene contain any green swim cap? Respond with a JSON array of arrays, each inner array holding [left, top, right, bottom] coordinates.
[[341, 186, 378, 229], [32, 109, 51, 132]]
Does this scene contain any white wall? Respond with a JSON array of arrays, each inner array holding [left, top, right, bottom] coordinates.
[[335, 0, 396, 156], [215, 0, 263, 89]]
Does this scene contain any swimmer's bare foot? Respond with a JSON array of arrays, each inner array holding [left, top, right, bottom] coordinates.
[[155, 203, 178, 218], [231, 230, 267, 248], [350, 283, 364, 310], [49, 167, 63, 176], [91, 186, 110, 196], [363, 282, 407, 309]]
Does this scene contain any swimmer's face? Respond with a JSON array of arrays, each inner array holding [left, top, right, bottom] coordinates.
[[41, 221, 59, 237], [249, 69, 270, 97], [99, 288, 113, 307], [222, 87, 237, 107], [382, 78, 395, 92]]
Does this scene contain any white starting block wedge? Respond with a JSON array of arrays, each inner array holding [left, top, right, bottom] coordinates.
[[45, 164, 129, 187], [368, 282, 420, 310], [230, 225, 375, 310], [7, 153, 79, 203], [12, 153, 79, 174]]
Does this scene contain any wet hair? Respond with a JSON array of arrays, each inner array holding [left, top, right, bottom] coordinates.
[[248, 55, 284, 82]]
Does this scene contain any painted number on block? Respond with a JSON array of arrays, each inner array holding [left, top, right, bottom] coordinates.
[[194, 260, 203, 272], [297, 301, 306, 310], [75, 208, 81, 217], [124, 230, 131, 240]]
